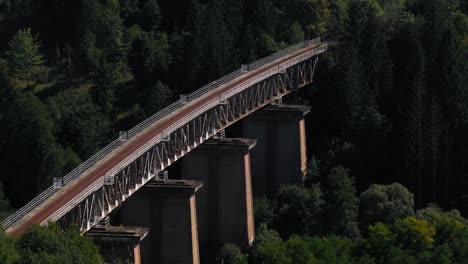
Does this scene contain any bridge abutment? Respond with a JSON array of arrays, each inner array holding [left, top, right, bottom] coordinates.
[[242, 104, 311, 197], [119, 180, 202, 264], [182, 138, 256, 257]]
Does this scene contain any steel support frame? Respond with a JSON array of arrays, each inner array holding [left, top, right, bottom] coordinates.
[[54, 56, 320, 232]]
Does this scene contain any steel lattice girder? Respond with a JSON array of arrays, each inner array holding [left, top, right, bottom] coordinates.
[[55, 56, 320, 232]]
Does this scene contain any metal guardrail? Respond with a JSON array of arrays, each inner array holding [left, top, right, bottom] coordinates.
[[2, 38, 324, 230]]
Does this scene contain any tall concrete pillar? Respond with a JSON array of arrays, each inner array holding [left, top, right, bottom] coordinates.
[[119, 180, 202, 264], [242, 104, 310, 197], [182, 138, 256, 252], [86, 225, 149, 264]]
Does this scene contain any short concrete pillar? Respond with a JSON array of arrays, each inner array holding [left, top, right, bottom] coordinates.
[[86, 225, 149, 264], [182, 138, 256, 251], [119, 180, 202, 264], [242, 104, 310, 197]]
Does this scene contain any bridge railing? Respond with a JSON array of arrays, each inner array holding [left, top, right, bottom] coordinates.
[[187, 37, 321, 101], [2, 37, 323, 230]]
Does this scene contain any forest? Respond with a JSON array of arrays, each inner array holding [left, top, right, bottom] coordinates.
[[0, 0, 467, 263]]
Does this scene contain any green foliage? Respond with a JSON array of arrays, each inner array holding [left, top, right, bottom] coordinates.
[[139, 80, 172, 118], [1, 2, 468, 263], [251, 232, 369, 264], [2, 224, 102, 264], [141, 0, 161, 32], [128, 31, 170, 83], [282, 21, 305, 44], [0, 229, 19, 264], [218, 243, 248, 264], [416, 206, 468, 262], [0, 181, 11, 220], [253, 197, 274, 228], [5, 28, 46, 84], [253, 240, 291, 264], [256, 33, 280, 57], [359, 183, 414, 229], [80, 0, 125, 76], [89, 58, 120, 114], [254, 224, 282, 245], [273, 184, 324, 237], [393, 217, 436, 251], [18, 224, 102, 264], [0, 91, 66, 206], [322, 166, 360, 238], [200, 0, 237, 80], [284, 235, 316, 264], [251, 224, 286, 263], [48, 89, 112, 159], [362, 222, 396, 262]]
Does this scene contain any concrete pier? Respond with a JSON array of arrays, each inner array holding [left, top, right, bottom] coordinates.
[[86, 225, 149, 264], [242, 104, 310, 197], [182, 138, 256, 251], [119, 180, 203, 264]]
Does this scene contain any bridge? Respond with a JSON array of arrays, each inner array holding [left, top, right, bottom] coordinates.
[[2, 38, 327, 263]]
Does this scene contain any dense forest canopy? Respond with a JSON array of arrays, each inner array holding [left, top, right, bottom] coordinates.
[[0, 0, 467, 262]]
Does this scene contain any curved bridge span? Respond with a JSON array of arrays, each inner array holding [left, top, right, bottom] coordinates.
[[3, 39, 327, 234]]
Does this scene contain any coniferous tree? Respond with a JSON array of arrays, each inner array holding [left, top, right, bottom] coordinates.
[[322, 166, 360, 239], [140, 80, 172, 117], [201, 0, 236, 80], [129, 31, 170, 84], [5, 28, 46, 84], [141, 0, 162, 32], [0, 91, 67, 206]]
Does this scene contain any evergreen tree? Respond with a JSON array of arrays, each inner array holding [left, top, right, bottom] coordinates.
[[5, 28, 46, 84], [168, 0, 204, 93], [140, 80, 172, 118], [0, 92, 67, 207], [80, 0, 125, 76], [141, 0, 162, 32], [128, 31, 170, 84], [90, 57, 119, 115], [322, 166, 360, 239], [201, 0, 236, 80]]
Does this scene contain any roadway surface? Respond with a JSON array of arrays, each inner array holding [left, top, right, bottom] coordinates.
[[7, 43, 324, 235]]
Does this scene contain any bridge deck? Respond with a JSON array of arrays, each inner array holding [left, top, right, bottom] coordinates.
[[7, 43, 324, 234]]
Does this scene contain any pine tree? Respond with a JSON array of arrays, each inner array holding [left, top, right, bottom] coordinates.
[[141, 0, 162, 32], [201, 0, 236, 80], [141, 81, 172, 117], [5, 28, 46, 85], [0, 92, 66, 207], [322, 166, 360, 239]]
